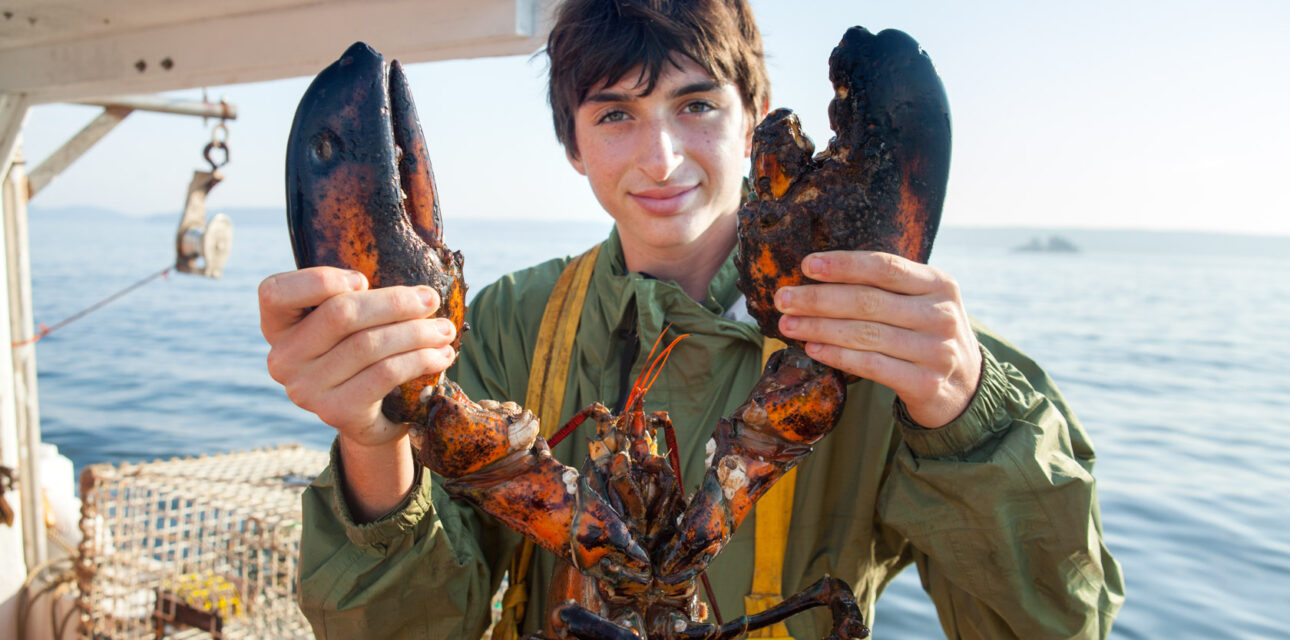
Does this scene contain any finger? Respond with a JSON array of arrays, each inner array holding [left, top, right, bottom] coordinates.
[[775, 282, 927, 327], [779, 315, 929, 364], [801, 251, 947, 296], [326, 346, 457, 422], [292, 285, 442, 362], [802, 342, 930, 401], [315, 317, 458, 387], [284, 339, 456, 431], [259, 267, 368, 338]]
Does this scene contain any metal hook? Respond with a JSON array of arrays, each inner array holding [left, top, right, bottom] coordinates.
[[203, 141, 228, 171], [203, 122, 230, 171], [210, 121, 229, 145]]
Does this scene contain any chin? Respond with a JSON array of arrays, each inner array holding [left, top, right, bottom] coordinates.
[[623, 215, 710, 249]]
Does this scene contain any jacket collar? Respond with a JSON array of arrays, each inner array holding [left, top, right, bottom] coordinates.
[[600, 225, 748, 320]]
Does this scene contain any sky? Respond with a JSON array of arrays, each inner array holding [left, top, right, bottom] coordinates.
[[17, 0, 1290, 235]]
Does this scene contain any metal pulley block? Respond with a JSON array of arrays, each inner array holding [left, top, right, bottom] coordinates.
[[175, 169, 234, 278]]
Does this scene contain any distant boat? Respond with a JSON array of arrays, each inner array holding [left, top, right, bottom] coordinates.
[[1014, 235, 1080, 253]]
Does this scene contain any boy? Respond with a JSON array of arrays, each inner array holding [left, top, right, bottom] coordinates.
[[258, 1, 1123, 637]]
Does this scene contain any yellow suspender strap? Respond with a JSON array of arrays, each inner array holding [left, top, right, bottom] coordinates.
[[494, 245, 600, 640], [525, 245, 602, 428], [745, 337, 794, 640]]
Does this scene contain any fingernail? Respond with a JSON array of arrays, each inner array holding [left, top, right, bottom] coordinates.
[[776, 289, 792, 311], [781, 316, 798, 332], [807, 257, 825, 276], [436, 318, 456, 337], [415, 286, 437, 309], [347, 270, 367, 289]]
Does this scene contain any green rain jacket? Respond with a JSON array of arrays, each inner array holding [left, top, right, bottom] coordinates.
[[298, 229, 1124, 639]]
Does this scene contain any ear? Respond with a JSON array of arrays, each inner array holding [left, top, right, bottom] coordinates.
[[567, 148, 586, 176]]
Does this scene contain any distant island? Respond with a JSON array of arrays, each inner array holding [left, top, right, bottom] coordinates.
[[1013, 235, 1080, 253]]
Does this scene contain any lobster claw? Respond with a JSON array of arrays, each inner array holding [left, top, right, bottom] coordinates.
[[285, 42, 467, 425], [736, 26, 951, 349], [657, 349, 846, 583]]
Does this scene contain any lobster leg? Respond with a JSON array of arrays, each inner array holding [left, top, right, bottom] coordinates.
[[410, 382, 649, 584], [657, 349, 847, 583], [546, 601, 645, 640], [672, 575, 869, 640], [549, 404, 613, 447]]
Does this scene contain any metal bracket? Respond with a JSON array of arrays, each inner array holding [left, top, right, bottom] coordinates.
[[174, 170, 233, 279]]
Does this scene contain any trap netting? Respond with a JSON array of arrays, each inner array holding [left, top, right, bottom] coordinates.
[[74, 444, 328, 639]]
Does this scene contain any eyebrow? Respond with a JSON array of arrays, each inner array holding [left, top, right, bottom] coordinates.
[[583, 79, 723, 105]]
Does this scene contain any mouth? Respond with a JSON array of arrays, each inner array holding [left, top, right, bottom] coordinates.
[[629, 184, 699, 215]]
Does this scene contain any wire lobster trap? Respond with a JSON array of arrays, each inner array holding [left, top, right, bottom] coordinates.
[[74, 444, 328, 639]]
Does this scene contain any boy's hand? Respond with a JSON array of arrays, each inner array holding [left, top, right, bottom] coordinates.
[[774, 251, 982, 428], [257, 266, 458, 447]]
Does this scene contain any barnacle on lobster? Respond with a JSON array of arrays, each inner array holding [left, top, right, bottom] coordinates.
[[736, 26, 951, 348], [285, 41, 467, 425]]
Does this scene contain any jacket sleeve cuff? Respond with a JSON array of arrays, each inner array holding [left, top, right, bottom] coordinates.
[[326, 439, 436, 547], [894, 345, 1011, 459]]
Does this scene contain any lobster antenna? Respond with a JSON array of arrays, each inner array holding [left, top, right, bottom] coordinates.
[[625, 324, 673, 409], [636, 333, 689, 402]]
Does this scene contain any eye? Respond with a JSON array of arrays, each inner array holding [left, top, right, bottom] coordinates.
[[310, 129, 342, 166], [597, 109, 628, 124], [684, 100, 716, 114]]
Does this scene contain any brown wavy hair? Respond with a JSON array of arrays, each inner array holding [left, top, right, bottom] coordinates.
[[545, 0, 769, 158]]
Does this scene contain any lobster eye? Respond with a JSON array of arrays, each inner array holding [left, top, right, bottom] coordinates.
[[310, 130, 341, 165]]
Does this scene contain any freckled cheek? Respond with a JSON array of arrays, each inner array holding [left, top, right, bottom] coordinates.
[[579, 140, 633, 190]]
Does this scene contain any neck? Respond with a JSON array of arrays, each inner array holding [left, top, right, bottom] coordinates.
[[618, 215, 736, 301]]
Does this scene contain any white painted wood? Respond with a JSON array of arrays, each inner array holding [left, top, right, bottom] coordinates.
[[0, 0, 554, 105], [26, 107, 132, 199], [30, 95, 239, 200], [78, 94, 237, 119], [0, 141, 29, 632], [0, 0, 318, 49], [3, 150, 45, 571], [0, 93, 30, 182]]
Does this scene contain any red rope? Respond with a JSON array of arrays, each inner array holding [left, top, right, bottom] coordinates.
[[11, 266, 171, 347]]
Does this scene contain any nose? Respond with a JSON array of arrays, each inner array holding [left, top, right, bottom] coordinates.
[[637, 120, 683, 183]]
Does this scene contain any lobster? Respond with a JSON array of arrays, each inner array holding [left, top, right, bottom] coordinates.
[[420, 331, 866, 640], [285, 23, 950, 640]]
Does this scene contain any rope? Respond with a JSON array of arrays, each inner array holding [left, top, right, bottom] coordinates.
[[11, 266, 171, 347], [17, 555, 76, 640]]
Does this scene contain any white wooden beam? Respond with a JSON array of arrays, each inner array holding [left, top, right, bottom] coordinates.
[[2, 147, 45, 571], [0, 102, 27, 635], [0, 94, 30, 181], [0, 0, 553, 105], [0, 150, 23, 640], [77, 95, 237, 120], [0, 0, 315, 50], [26, 107, 132, 199], [27, 96, 240, 199]]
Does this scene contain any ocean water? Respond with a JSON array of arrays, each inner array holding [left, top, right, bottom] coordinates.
[[26, 208, 1290, 638]]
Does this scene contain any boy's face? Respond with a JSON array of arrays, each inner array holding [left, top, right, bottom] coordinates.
[[568, 56, 756, 258]]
